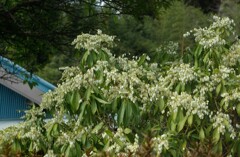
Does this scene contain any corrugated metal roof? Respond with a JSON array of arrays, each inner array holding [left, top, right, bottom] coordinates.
[[0, 56, 56, 92]]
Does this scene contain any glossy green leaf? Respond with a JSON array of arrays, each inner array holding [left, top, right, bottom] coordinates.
[[138, 54, 146, 66], [199, 127, 205, 142], [187, 114, 193, 126], [172, 110, 178, 122], [82, 50, 90, 63], [177, 116, 187, 132], [85, 87, 92, 101], [118, 102, 126, 125], [92, 95, 109, 104], [70, 91, 81, 113], [213, 128, 220, 144]]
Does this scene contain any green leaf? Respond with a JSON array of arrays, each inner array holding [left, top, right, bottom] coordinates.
[[159, 97, 165, 111], [85, 87, 92, 101], [82, 50, 90, 63], [118, 101, 126, 125], [213, 128, 220, 144], [105, 130, 114, 138], [138, 54, 146, 66], [212, 140, 222, 155], [171, 121, 176, 132], [216, 83, 221, 96], [124, 128, 132, 134], [199, 127, 205, 142], [78, 101, 87, 122], [181, 83, 185, 92], [46, 123, 54, 139], [91, 99, 97, 114], [175, 83, 181, 93], [177, 116, 187, 132], [187, 114, 193, 126], [205, 125, 212, 137], [81, 134, 87, 145], [75, 142, 82, 156], [61, 143, 68, 154], [172, 110, 178, 122], [92, 122, 104, 134], [12, 139, 21, 153], [237, 103, 240, 116], [70, 91, 81, 113], [125, 101, 133, 124], [65, 145, 72, 157], [203, 52, 209, 63], [92, 95, 109, 104], [196, 45, 203, 57], [182, 140, 187, 151], [114, 138, 124, 147], [112, 98, 118, 112], [52, 123, 59, 137]]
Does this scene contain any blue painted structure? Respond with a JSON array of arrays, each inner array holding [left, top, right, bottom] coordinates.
[[0, 56, 55, 93], [0, 56, 56, 120], [0, 84, 28, 119]]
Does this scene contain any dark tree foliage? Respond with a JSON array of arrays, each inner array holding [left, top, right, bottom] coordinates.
[[184, 0, 222, 13], [0, 0, 174, 72]]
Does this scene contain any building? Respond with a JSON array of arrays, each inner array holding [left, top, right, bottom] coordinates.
[[0, 56, 55, 129]]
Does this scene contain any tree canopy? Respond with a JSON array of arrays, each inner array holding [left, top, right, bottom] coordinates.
[[0, 0, 175, 71]]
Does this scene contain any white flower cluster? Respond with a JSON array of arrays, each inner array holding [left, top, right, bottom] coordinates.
[[22, 126, 43, 141], [72, 29, 115, 53], [209, 66, 234, 86], [223, 41, 240, 67], [221, 88, 240, 109], [194, 66, 234, 97], [184, 16, 235, 49], [43, 150, 56, 157], [156, 41, 179, 55], [152, 134, 169, 155], [212, 112, 236, 139], [166, 63, 196, 83], [55, 125, 90, 146], [168, 92, 208, 119], [106, 128, 125, 153], [106, 128, 139, 156], [219, 65, 234, 80], [125, 134, 139, 154], [193, 73, 215, 96]]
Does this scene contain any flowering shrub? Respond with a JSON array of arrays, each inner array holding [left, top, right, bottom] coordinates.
[[0, 16, 240, 156]]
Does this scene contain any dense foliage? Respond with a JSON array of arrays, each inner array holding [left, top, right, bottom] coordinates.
[[0, 0, 174, 71], [106, 1, 210, 57], [39, 1, 211, 84], [0, 16, 240, 157]]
